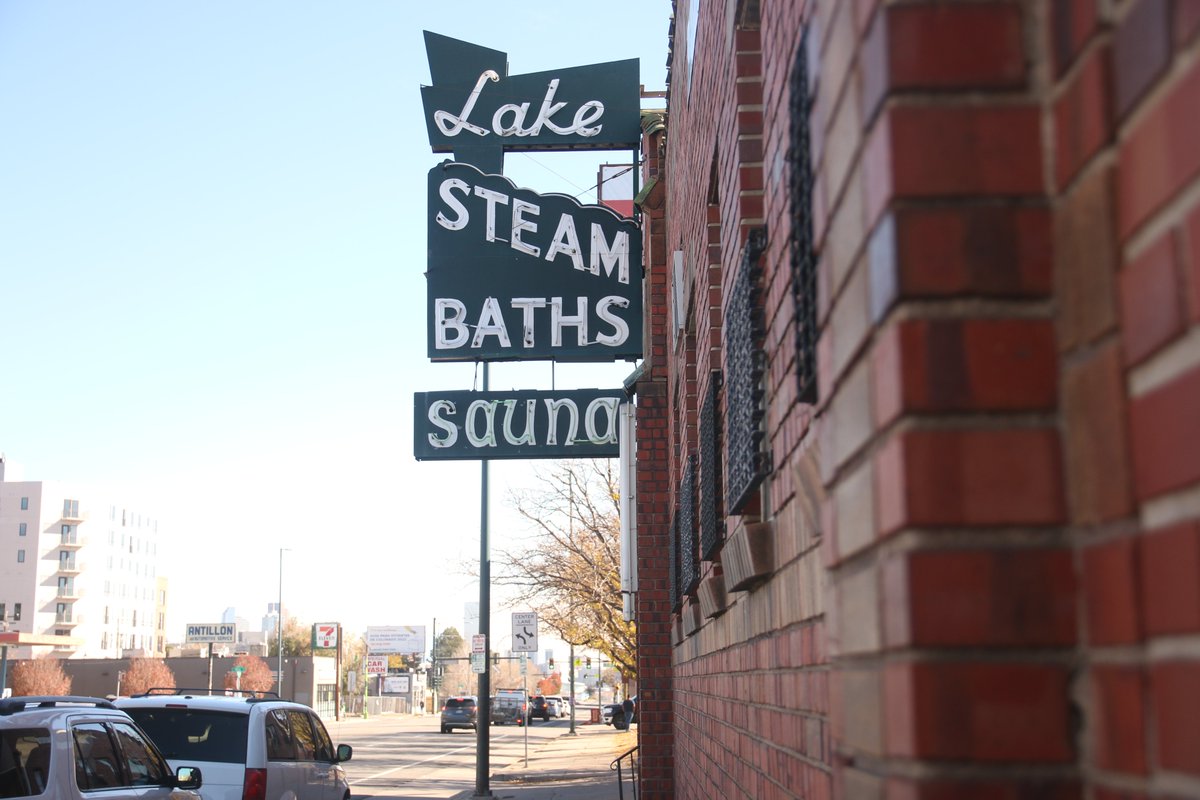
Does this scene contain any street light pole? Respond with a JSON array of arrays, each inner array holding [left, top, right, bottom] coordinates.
[[277, 548, 287, 698]]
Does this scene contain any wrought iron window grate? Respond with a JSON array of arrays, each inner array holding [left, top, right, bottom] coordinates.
[[669, 513, 680, 612], [790, 26, 818, 405], [724, 227, 769, 513], [679, 454, 699, 596], [700, 372, 725, 560]]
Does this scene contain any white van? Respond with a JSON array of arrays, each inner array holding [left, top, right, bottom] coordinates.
[[116, 690, 352, 800]]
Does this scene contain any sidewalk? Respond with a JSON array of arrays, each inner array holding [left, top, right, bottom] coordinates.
[[450, 722, 638, 800]]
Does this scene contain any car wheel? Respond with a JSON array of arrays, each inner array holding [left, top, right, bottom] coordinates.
[[441, 726, 449, 733]]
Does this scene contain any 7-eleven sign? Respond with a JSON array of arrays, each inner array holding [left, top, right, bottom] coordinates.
[[312, 623, 339, 649]]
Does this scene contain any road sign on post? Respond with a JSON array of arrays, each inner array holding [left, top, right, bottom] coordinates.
[[511, 612, 538, 653]]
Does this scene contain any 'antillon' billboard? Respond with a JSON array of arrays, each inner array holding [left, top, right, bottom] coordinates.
[[426, 161, 643, 362]]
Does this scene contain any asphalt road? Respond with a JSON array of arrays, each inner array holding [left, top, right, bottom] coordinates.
[[323, 712, 584, 799]]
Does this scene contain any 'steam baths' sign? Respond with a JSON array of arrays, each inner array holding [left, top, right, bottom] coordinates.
[[426, 161, 643, 361], [420, 31, 640, 157], [413, 389, 623, 460]]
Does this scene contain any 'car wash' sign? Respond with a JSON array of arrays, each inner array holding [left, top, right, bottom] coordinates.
[[185, 623, 236, 644], [427, 161, 642, 361], [420, 31, 640, 156], [414, 389, 623, 460]]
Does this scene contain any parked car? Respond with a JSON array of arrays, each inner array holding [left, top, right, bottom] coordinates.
[[490, 695, 525, 726], [0, 695, 204, 799], [544, 696, 566, 718], [527, 696, 551, 722], [116, 688, 351, 800], [440, 696, 478, 733], [602, 702, 619, 725]]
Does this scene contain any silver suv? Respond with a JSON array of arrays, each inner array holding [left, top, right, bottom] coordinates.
[[0, 695, 203, 798], [116, 689, 351, 800]]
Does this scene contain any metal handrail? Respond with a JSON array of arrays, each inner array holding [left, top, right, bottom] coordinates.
[[610, 744, 639, 800]]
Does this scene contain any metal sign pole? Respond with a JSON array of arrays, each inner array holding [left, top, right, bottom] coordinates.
[[475, 362, 492, 798], [523, 655, 528, 766]]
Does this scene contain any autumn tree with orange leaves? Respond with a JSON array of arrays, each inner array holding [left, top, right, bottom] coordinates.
[[122, 658, 176, 696], [12, 658, 72, 696], [224, 655, 274, 694]]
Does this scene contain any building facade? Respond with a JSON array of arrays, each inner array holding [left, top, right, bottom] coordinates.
[[0, 459, 167, 661], [631, 1, 1200, 798]]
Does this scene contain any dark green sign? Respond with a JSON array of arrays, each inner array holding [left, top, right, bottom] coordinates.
[[421, 31, 640, 170], [426, 161, 643, 362], [413, 389, 624, 460]]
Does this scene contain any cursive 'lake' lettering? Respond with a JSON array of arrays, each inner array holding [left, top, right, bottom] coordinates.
[[434, 71, 606, 140]]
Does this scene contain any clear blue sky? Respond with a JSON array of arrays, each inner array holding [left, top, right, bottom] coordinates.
[[0, 1, 670, 652]]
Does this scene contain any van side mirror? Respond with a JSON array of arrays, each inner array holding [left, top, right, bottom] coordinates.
[[336, 744, 353, 762], [174, 766, 203, 790]]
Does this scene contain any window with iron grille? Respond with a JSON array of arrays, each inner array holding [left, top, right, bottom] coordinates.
[[790, 26, 818, 404], [669, 514, 680, 612], [700, 373, 725, 559], [724, 227, 769, 513], [679, 454, 699, 596]]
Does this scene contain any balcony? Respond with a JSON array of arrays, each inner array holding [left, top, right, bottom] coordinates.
[[61, 499, 86, 523], [57, 556, 80, 574], [54, 613, 79, 626], [56, 586, 79, 600], [60, 529, 83, 548]]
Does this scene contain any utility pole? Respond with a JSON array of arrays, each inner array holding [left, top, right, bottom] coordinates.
[[567, 642, 577, 735], [431, 617, 438, 714]]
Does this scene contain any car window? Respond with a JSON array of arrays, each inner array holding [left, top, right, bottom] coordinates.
[[265, 709, 296, 761], [111, 722, 169, 787], [445, 699, 475, 710], [0, 728, 51, 798], [123, 708, 249, 764], [308, 714, 335, 762], [73, 723, 124, 790], [286, 711, 317, 761]]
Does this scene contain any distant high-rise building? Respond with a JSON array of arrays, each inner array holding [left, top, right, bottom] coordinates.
[[0, 459, 168, 659]]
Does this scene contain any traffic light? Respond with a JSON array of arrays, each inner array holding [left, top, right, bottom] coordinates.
[[548, 657, 555, 670], [585, 657, 592, 669]]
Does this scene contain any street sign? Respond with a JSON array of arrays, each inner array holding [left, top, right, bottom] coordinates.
[[365, 655, 387, 675], [519, 653, 528, 676], [511, 612, 538, 653], [413, 389, 623, 461], [231, 666, 246, 675], [471, 634, 487, 654], [312, 623, 339, 649], [184, 623, 236, 644], [425, 162, 643, 362], [470, 652, 487, 674]]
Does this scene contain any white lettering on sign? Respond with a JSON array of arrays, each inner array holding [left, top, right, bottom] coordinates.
[[426, 396, 620, 450], [435, 178, 631, 284], [434, 295, 630, 351], [434, 73, 605, 140], [185, 623, 237, 644]]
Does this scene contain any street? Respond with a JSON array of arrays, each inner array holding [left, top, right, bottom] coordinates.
[[324, 712, 590, 799]]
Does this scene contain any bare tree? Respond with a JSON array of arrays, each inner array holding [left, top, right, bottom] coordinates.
[[122, 658, 175, 696], [493, 459, 635, 682], [12, 658, 72, 696]]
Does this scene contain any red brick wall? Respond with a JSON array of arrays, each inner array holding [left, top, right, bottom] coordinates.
[[637, 0, 1200, 797], [1055, 0, 1200, 794]]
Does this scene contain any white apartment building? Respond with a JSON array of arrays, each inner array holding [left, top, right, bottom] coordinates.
[[0, 457, 167, 659]]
